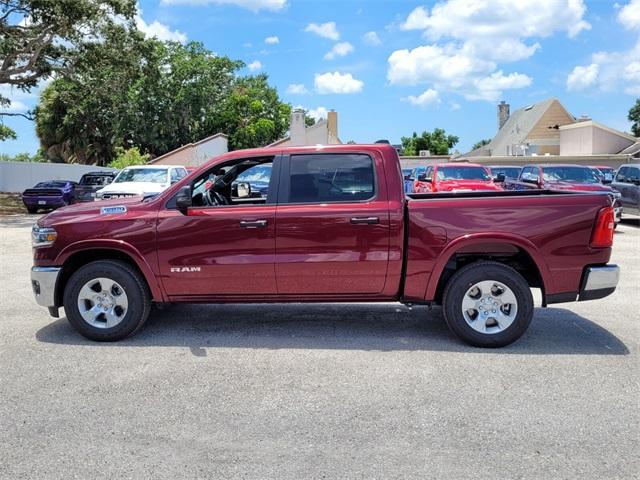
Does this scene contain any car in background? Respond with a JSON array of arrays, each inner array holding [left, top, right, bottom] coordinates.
[[591, 166, 616, 184], [504, 164, 623, 224], [611, 164, 640, 216], [74, 171, 117, 202], [487, 165, 522, 183], [413, 163, 502, 193], [22, 180, 77, 214], [96, 165, 188, 200], [402, 168, 414, 193]]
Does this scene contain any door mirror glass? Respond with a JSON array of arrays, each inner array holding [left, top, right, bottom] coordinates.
[[234, 182, 251, 198], [175, 185, 192, 214]]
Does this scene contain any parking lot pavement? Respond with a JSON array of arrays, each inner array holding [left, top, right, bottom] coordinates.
[[0, 215, 638, 479]]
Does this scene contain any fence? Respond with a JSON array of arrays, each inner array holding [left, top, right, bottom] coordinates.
[[0, 162, 117, 193]]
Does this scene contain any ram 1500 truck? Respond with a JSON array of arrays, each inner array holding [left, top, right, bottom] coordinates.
[[30, 144, 619, 347]]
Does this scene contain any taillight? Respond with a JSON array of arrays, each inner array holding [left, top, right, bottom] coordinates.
[[590, 207, 615, 248]]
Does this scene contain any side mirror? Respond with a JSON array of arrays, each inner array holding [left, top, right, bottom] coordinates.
[[235, 182, 251, 198], [521, 173, 538, 185], [175, 185, 192, 214], [417, 174, 427, 182], [496, 173, 506, 182]]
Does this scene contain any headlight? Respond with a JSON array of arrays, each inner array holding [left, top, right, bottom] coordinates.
[[32, 226, 57, 248]]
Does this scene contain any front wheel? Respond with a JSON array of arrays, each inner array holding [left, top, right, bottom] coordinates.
[[442, 261, 533, 348], [63, 260, 151, 341]]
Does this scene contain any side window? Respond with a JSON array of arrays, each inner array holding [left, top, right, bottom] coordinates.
[[424, 166, 433, 179], [616, 167, 628, 182], [170, 169, 180, 184], [629, 167, 640, 180], [287, 154, 375, 203], [176, 168, 187, 179]]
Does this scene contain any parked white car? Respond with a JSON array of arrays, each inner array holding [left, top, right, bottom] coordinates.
[[96, 165, 188, 200]]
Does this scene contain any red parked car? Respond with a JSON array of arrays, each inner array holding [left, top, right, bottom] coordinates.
[[413, 163, 503, 193], [504, 163, 623, 224], [30, 145, 618, 347]]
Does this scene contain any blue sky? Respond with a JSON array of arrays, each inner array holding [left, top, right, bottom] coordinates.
[[2, 0, 639, 156]]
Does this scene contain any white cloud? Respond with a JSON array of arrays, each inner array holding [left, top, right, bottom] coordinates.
[[305, 21, 339, 40], [160, 0, 287, 12], [387, 44, 532, 100], [566, 40, 640, 95], [247, 60, 263, 71], [449, 101, 461, 111], [403, 88, 440, 108], [265, 36, 279, 44], [286, 83, 308, 94], [314, 71, 363, 94], [400, 0, 590, 40], [618, 0, 640, 30], [307, 106, 328, 120], [387, 0, 587, 102], [136, 7, 186, 43], [0, 81, 49, 113], [566, 63, 599, 91], [362, 31, 381, 46], [324, 42, 354, 60]]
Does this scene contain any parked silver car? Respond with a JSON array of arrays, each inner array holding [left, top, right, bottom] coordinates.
[[612, 164, 640, 216]]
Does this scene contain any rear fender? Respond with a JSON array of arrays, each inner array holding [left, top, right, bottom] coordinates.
[[423, 232, 553, 300]]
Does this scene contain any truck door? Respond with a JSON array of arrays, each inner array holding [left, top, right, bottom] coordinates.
[[274, 152, 390, 295], [156, 155, 280, 297]]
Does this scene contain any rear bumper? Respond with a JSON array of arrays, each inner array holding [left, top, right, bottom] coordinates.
[[578, 264, 620, 301], [23, 197, 66, 207], [31, 266, 61, 308]]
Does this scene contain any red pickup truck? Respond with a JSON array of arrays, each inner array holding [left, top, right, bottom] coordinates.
[[30, 144, 619, 347], [413, 163, 502, 193]]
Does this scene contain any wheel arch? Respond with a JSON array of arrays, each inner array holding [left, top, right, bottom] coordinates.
[[54, 242, 165, 307], [425, 234, 552, 304]]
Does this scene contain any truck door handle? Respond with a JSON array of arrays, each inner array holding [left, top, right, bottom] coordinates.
[[240, 219, 267, 228], [350, 216, 379, 225]]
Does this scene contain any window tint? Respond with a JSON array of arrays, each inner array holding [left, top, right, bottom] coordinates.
[[628, 167, 640, 180], [542, 166, 598, 183], [288, 154, 375, 203], [424, 166, 433, 178], [616, 167, 628, 182], [436, 166, 489, 181], [170, 169, 180, 183]]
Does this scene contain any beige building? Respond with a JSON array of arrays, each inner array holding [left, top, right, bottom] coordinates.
[[148, 133, 228, 167], [468, 98, 576, 157], [269, 109, 341, 147], [559, 120, 637, 156]]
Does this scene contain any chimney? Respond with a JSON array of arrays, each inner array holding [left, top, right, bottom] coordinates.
[[327, 110, 338, 144], [290, 109, 306, 146], [498, 100, 510, 130]]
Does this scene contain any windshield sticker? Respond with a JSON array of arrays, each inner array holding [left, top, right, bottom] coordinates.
[[100, 205, 127, 215]]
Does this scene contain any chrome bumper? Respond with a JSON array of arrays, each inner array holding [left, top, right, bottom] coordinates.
[[579, 265, 620, 301], [31, 266, 61, 308]]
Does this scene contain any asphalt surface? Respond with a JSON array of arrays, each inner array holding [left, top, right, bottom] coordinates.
[[0, 214, 638, 479]]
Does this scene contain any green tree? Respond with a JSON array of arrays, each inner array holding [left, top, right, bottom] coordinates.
[[0, 149, 44, 162], [0, 0, 136, 130], [471, 138, 491, 150], [0, 123, 17, 141], [35, 35, 291, 165], [629, 99, 640, 137], [107, 146, 149, 169], [401, 128, 459, 156]]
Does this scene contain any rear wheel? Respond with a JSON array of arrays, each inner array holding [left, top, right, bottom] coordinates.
[[26, 207, 38, 214], [63, 260, 151, 341], [442, 261, 533, 348]]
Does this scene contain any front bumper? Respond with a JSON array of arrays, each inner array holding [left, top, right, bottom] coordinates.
[[31, 266, 61, 308], [578, 265, 620, 301]]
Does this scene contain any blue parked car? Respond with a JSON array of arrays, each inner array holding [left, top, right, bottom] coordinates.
[[22, 180, 77, 214]]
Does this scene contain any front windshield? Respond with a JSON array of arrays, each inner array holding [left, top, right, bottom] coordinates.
[[114, 168, 167, 184], [81, 175, 112, 186], [542, 167, 598, 183], [437, 166, 490, 181], [490, 167, 520, 179], [236, 165, 272, 184]]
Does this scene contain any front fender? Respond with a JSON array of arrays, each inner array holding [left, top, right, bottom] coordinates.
[[55, 239, 165, 302]]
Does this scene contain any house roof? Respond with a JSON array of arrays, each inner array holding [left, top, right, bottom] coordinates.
[[559, 120, 638, 143], [619, 142, 640, 156], [148, 132, 227, 164], [267, 118, 329, 147], [466, 98, 573, 157]]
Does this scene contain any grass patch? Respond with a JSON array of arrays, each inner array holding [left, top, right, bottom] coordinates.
[[0, 193, 27, 215]]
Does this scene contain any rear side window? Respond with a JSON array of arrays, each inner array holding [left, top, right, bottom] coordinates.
[[615, 167, 629, 182], [287, 154, 375, 203]]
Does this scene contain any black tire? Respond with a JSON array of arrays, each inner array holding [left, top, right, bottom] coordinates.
[[63, 260, 151, 341], [26, 207, 38, 214], [442, 261, 533, 348]]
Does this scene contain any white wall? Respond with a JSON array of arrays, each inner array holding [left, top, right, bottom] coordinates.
[[0, 162, 116, 193]]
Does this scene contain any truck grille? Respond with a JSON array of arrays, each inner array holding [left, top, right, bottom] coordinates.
[[100, 193, 136, 199]]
